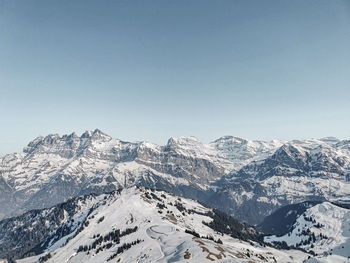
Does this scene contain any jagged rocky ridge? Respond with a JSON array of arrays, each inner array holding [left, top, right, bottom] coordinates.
[[1, 130, 350, 225]]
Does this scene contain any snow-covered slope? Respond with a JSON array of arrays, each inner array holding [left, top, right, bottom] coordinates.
[[265, 202, 350, 261], [1, 130, 350, 226], [258, 201, 323, 236], [1, 187, 308, 263]]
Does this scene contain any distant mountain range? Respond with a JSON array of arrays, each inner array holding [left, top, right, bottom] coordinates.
[[1, 130, 350, 262], [1, 129, 349, 226]]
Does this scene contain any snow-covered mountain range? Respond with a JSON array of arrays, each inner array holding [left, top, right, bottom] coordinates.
[[1, 130, 350, 225]]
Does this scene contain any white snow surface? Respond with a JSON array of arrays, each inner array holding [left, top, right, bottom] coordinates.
[[18, 187, 308, 263]]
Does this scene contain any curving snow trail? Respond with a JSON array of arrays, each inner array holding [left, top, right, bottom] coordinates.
[[144, 224, 176, 262]]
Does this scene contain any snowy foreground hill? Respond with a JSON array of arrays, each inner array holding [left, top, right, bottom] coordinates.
[[1, 130, 350, 225], [1, 187, 310, 263]]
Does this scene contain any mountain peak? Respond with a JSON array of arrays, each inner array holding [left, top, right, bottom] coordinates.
[[80, 129, 111, 140], [23, 134, 60, 153], [319, 136, 340, 145], [62, 132, 78, 139], [166, 136, 200, 146], [81, 130, 92, 138], [23, 132, 81, 156], [213, 135, 248, 145]]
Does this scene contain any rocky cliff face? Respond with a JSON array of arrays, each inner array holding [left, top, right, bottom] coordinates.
[[1, 130, 349, 225]]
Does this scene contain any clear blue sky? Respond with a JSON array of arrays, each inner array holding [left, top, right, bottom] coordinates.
[[0, 0, 349, 154]]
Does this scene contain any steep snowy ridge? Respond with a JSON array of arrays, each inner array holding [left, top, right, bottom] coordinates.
[[0, 192, 105, 259], [258, 201, 323, 236], [265, 202, 350, 262], [0, 187, 308, 263]]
